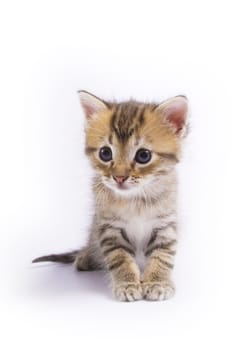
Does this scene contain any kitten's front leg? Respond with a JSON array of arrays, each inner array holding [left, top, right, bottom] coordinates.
[[142, 224, 177, 301], [107, 248, 142, 302], [99, 226, 142, 301]]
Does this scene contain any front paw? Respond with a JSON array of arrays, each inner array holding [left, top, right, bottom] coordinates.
[[113, 282, 143, 302], [142, 280, 175, 301]]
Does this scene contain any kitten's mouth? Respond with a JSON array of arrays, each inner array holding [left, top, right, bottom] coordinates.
[[116, 183, 128, 190], [103, 177, 139, 195], [114, 181, 139, 193]]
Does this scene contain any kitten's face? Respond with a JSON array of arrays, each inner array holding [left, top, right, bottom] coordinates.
[[79, 91, 188, 197]]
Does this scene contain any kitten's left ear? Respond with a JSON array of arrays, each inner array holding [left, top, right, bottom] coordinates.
[[157, 95, 188, 136], [78, 90, 109, 120]]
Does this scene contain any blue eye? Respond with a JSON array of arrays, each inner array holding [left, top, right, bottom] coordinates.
[[99, 147, 112, 162], [135, 149, 152, 164]]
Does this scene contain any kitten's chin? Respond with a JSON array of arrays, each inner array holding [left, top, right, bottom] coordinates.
[[103, 181, 141, 197]]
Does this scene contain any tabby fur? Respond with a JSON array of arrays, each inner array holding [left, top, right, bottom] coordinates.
[[33, 90, 188, 302]]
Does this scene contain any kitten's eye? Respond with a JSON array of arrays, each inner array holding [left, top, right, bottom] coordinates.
[[99, 146, 112, 162], [135, 148, 152, 164]]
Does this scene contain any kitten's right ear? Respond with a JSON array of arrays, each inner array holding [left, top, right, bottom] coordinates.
[[78, 90, 108, 120]]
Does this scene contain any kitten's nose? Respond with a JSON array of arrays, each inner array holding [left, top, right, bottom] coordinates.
[[113, 176, 128, 184]]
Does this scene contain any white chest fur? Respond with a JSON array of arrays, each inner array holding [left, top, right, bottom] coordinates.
[[105, 194, 177, 270], [120, 209, 160, 271], [124, 216, 152, 248], [125, 216, 151, 270]]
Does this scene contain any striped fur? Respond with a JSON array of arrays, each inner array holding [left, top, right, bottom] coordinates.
[[33, 91, 188, 302]]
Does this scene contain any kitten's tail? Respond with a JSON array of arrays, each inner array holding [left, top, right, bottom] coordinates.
[[32, 250, 78, 264]]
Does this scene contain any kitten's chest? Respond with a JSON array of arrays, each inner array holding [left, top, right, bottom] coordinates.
[[104, 204, 175, 271], [121, 209, 158, 249], [121, 212, 157, 271]]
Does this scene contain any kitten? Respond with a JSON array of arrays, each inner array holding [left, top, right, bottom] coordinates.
[[33, 91, 188, 302]]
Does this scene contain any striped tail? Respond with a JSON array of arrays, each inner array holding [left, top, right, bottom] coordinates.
[[32, 250, 78, 264]]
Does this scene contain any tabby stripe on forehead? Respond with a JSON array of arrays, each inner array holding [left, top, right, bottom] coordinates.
[[110, 110, 118, 134], [114, 105, 122, 126], [110, 104, 143, 142], [137, 106, 146, 126]]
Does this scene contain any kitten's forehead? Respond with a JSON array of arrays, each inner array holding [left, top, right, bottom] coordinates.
[[109, 132, 139, 162], [109, 101, 157, 143], [85, 99, 180, 159]]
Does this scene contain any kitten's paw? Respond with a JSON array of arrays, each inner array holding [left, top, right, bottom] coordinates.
[[142, 280, 175, 301], [113, 282, 143, 302]]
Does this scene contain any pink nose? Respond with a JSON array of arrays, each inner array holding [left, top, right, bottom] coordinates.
[[113, 176, 128, 184]]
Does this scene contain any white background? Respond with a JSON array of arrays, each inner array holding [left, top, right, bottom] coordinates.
[[0, 0, 232, 349]]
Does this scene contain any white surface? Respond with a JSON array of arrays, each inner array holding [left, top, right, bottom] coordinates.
[[0, 0, 232, 349]]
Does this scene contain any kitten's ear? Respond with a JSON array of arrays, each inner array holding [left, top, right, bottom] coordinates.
[[157, 96, 188, 136], [78, 90, 108, 120]]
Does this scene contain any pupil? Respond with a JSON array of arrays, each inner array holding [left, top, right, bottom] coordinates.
[[141, 152, 147, 159]]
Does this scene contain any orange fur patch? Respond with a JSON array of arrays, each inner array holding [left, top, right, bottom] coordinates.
[[85, 105, 181, 179]]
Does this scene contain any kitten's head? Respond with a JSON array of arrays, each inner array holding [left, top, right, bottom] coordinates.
[[79, 90, 188, 197]]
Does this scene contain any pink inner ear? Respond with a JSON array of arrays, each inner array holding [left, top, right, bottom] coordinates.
[[79, 91, 107, 120], [83, 103, 96, 119], [164, 100, 187, 134], [167, 108, 186, 133]]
